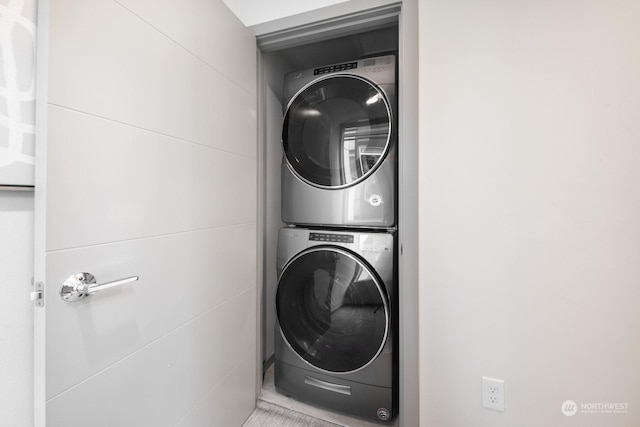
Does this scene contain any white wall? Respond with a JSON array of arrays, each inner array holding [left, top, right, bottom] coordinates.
[[0, 193, 34, 427], [419, 1, 640, 426]]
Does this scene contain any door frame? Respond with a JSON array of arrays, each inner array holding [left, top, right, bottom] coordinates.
[[33, 0, 51, 424], [253, 1, 419, 425]]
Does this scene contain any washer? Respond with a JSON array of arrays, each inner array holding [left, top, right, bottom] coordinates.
[[274, 227, 397, 422], [281, 54, 397, 228]]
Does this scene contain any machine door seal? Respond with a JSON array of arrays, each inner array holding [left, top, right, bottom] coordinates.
[[276, 246, 390, 373], [282, 75, 392, 189]]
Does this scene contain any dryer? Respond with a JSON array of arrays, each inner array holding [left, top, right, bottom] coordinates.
[[274, 227, 397, 422], [281, 54, 397, 228]]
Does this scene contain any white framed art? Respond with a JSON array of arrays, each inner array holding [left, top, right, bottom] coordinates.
[[0, 0, 37, 187]]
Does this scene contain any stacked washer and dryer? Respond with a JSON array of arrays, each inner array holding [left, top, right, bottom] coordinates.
[[274, 54, 398, 423]]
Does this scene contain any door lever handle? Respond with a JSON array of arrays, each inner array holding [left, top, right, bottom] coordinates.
[[60, 272, 139, 302]]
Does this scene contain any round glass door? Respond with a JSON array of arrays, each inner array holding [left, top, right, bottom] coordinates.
[[282, 75, 392, 189], [276, 247, 389, 373]]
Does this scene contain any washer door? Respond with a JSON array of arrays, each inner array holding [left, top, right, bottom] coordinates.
[[276, 247, 389, 373], [282, 75, 392, 189]]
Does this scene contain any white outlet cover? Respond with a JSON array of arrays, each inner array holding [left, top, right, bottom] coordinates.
[[482, 377, 505, 411]]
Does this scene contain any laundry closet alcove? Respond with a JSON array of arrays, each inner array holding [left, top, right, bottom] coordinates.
[[253, 2, 419, 425]]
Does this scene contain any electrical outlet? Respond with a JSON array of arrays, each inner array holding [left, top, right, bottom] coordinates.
[[482, 377, 505, 411]]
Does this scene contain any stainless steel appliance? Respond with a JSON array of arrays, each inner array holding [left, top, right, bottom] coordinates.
[[281, 55, 397, 228], [274, 227, 397, 422]]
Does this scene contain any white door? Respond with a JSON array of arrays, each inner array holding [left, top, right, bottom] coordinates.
[[33, 1, 258, 425]]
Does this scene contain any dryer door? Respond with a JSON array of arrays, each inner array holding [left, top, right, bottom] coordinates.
[[282, 75, 392, 189], [276, 247, 389, 373]]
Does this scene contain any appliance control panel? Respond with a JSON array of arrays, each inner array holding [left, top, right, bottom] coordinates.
[[313, 61, 357, 75], [362, 56, 394, 74], [309, 232, 354, 243], [359, 234, 391, 252]]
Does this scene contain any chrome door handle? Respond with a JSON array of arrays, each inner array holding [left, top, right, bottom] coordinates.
[[60, 272, 139, 302]]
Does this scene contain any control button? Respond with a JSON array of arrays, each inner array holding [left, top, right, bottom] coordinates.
[[377, 408, 391, 421], [313, 62, 357, 75], [309, 233, 354, 243]]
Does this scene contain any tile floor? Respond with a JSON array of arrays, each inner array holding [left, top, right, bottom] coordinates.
[[243, 400, 342, 426]]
